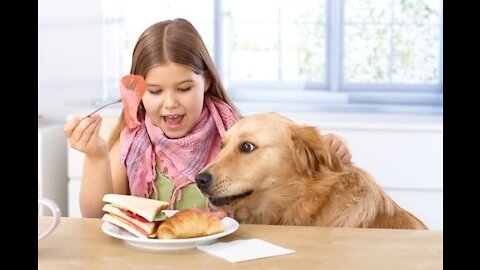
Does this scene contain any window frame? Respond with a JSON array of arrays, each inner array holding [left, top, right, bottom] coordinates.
[[102, 0, 443, 114]]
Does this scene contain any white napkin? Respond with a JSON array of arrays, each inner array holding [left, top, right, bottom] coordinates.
[[197, 238, 295, 263]]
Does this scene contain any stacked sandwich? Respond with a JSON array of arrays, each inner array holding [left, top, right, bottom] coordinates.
[[102, 194, 224, 239], [102, 194, 169, 239]]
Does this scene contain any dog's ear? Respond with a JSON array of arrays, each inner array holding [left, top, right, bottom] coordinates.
[[291, 125, 342, 176]]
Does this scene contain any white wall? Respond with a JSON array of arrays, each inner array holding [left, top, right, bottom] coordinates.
[[38, 0, 103, 123]]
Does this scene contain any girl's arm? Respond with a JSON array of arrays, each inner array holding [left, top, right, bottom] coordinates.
[[64, 114, 129, 218], [79, 140, 129, 218]]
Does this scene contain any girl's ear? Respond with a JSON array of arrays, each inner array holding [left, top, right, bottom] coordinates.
[[204, 72, 212, 92]]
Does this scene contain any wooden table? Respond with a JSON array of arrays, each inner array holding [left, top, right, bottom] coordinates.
[[38, 217, 442, 269]]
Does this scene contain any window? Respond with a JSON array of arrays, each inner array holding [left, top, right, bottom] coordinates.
[[102, 0, 442, 114]]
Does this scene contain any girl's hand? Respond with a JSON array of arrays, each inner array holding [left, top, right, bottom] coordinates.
[[322, 133, 352, 164], [63, 114, 108, 158]]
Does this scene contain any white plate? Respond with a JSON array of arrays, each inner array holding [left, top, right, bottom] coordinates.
[[101, 210, 240, 251]]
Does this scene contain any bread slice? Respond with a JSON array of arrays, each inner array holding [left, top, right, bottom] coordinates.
[[102, 213, 152, 239], [102, 194, 169, 222]]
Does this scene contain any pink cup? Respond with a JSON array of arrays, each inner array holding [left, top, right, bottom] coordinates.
[[38, 198, 61, 241]]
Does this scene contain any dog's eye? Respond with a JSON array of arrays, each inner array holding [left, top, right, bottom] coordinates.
[[239, 142, 256, 153]]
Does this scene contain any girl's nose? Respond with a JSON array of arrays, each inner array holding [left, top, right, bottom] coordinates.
[[163, 91, 179, 108]]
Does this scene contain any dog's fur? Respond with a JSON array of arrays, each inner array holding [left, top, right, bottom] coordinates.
[[196, 112, 427, 230]]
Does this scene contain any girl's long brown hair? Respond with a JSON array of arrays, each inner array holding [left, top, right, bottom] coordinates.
[[108, 18, 239, 149]]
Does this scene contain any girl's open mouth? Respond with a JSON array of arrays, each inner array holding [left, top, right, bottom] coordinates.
[[164, 115, 184, 129]]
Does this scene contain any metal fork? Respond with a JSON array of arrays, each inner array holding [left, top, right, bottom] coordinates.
[[81, 99, 121, 120], [82, 77, 138, 119]]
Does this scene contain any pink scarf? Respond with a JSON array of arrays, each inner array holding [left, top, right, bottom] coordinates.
[[120, 95, 239, 208]]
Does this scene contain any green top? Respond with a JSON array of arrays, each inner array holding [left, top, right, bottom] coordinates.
[[151, 170, 207, 210]]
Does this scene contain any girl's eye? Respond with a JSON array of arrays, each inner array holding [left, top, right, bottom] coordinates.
[[148, 89, 162, 95], [178, 87, 191, 92], [239, 141, 256, 153]]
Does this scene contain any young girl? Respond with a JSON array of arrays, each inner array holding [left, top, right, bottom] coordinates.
[[63, 18, 352, 218]]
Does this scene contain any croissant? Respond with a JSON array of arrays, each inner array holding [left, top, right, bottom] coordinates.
[[157, 208, 224, 239]]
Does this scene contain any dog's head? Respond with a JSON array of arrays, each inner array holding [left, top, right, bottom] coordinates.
[[195, 112, 342, 211]]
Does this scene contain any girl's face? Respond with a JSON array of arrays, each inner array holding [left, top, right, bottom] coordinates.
[[142, 62, 209, 139]]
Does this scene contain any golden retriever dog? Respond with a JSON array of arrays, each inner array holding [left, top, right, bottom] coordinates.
[[195, 112, 427, 230]]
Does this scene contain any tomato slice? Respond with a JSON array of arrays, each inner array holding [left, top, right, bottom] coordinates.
[[119, 208, 149, 223]]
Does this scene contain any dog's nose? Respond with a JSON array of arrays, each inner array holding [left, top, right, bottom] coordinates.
[[195, 172, 212, 191]]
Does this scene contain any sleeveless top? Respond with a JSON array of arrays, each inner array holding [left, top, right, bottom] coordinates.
[[152, 169, 206, 209]]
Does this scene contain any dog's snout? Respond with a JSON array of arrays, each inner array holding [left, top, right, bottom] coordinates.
[[195, 172, 212, 191]]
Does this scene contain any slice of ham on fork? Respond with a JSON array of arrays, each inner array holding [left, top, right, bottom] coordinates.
[[120, 75, 146, 129]]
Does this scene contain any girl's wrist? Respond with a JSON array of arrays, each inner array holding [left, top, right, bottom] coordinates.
[[84, 148, 110, 161]]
